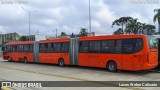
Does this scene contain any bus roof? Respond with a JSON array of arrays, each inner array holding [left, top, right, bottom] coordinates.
[[4, 35, 146, 45], [5, 41, 34, 45], [39, 38, 70, 43], [79, 34, 146, 41]]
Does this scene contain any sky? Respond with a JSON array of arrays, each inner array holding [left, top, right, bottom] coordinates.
[[0, 0, 160, 40]]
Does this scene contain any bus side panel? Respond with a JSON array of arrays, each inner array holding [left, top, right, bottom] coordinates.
[[82, 53, 123, 69], [12, 52, 34, 62], [54, 53, 70, 65], [24, 52, 34, 62], [96, 54, 123, 69], [39, 53, 50, 63], [69, 38, 78, 65], [78, 53, 90, 67], [39, 53, 70, 64]]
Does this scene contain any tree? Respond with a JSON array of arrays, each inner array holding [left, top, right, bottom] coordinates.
[[144, 24, 156, 35], [19, 36, 29, 41], [125, 19, 145, 34], [112, 17, 133, 34], [112, 16, 156, 35], [113, 28, 123, 35], [153, 9, 160, 33], [139, 23, 146, 34], [60, 32, 67, 36], [79, 28, 88, 37]]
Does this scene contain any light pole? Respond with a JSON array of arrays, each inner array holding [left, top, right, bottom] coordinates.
[[53, 29, 58, 38], [89, 0, 91, 33], [22, 7, 37, 41]]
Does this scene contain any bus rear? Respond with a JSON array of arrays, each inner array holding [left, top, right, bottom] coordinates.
[[144, 36, 158, 70]]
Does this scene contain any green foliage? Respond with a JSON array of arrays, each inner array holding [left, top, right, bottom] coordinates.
[[60, 32, 67, 36], [19, 36, 29, 41], [112, 17, 133, 34], [113, 17, 156, 35], [144, 24, 156, 35], [113, 28, 123, 35], [153, 8, 160, 33], [79, 28, 88, 37]]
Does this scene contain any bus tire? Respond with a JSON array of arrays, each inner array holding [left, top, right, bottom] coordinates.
[[58, 59, 64, 67], [7, 57, 12, 62], [24, 57, 28, 64], [107, 61, 117, 72]]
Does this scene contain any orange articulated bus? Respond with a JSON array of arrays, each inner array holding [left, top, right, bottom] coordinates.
[[2, 35, 158, 72]]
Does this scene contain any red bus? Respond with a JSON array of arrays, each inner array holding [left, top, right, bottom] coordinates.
[[2, 35, 158, 72]]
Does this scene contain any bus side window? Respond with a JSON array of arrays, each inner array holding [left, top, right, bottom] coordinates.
[[115, 40, 122, 54], [54, 43, 61, 53], [39, 44, 43, 52], [48, 43, 51, 52], [29, 44, 33, 52], [44, 44, 48, 52], [108, 40, 115, 53], [50, 43, 54, 52], [17, 45, 21, 52], [79, 41, 89, 53], [20, 45, 22, 52], [12, 45, 17, 52], [89, 41, 100, 53], [101, 41, 109, 53], [61, 42, 69, 53], [135, 39, 143, 52], [123, 39, 136, 54]]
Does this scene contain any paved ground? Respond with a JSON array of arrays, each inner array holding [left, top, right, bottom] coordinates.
[[0, 58, 160, 90]]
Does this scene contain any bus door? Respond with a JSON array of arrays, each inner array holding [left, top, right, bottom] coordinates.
[[122, 39, 136, 70], [78, 41, 90, 66], [39, 43, 50, 63], [88, 41, 101, 67], [132, 39, 144, 70], [122, 38, 143, 70]]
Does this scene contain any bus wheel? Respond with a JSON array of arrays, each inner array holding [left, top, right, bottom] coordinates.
[[58, 59, 64, 67], [24, 58, 28, 64], [107, 61, 117, 72], [7, 57, 11, 62]]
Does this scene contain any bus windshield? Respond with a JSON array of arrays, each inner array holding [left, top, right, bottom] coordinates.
[[147, 36, 158, 49]]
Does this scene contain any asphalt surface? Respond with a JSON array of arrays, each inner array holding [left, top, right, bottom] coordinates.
[[0, 57, 160, 90]]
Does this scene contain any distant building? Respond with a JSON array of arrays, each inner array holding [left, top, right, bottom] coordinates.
[[29, 35, 36, 41], [87, 32, 95, 36], [0, 32, 20, 51], [0, 32, 20, 43], [46, 36, 70, 40]]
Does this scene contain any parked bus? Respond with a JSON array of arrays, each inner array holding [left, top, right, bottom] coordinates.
[[2, 35, 158, 71]]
